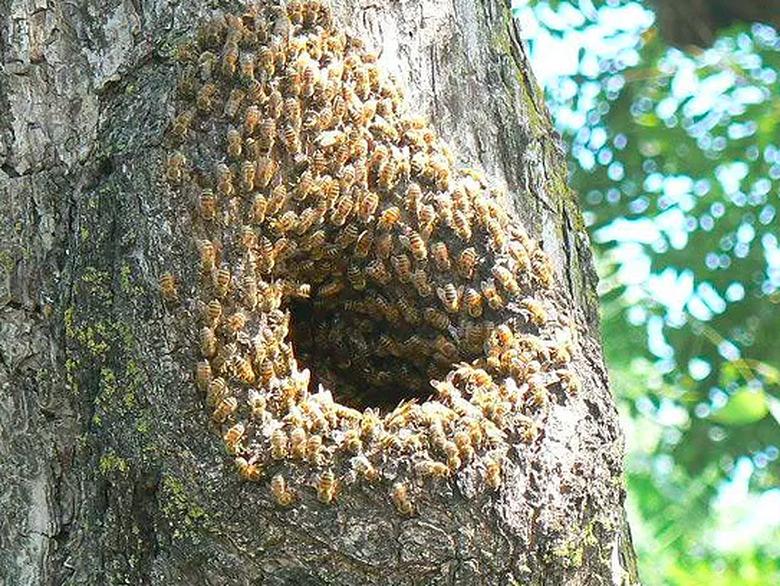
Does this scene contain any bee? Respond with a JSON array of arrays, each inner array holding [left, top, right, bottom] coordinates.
[[248, 390, 266, 421], [390, 482, 414, 515], [165, 151, 186, 183], [295, 170, 314, 202], [207, 377, 227, 407], [223, 423, 245, 454], [451, 210, 472, 241], [492, 265, 519, 297], [317, 469, 338, 504], [330, 194, 354, 226], [377, 206, 401, 231], [171, 109, 194, 142], [274, 210, 299, 234], [391, 253, 412, 283], [306, 434, 325, 466], [414, 459, 450, 479], [410, 151, 427, 177], [244, 105, 261, 134], [235, 455, 262, 481], [229, 355, 255, 384], [212, 396, 237, 424], [454, 431, 475, 463], [401, 231, 427, 262], [196, 82, 218, 112], [215, 163, 234, 197], [256, 157, 277, 189], [493, 324, 514, 348], [358, 191, 379, 222], [281, 124, 301, 155], [335, 223, 360, 248], [271, 428, 288, 460], [267, 183, 288, 216], [221, 40, 239, 77], [436, 283, 461, 313], [424, 307, 450, 331], [224, 88, 245, 119], [354, 455, 379, 482], [347, 263, 366, 290], [214, 266, 231, 298], [241, 275, 258, 309], [485, 457, 502, 491], [239, 160, 256, 193], [531, 248, 553, 287], [557, 369, 582, 394], [239, 52, 255, 81], [270, 474, 295, 506], [226, 127, 242, 159], [520, 297, 547, 326], [195, 361, 211, 393], [481, 279, 504, 310], [396, 295, 421, 324], [290, 426, 307, 459], [366, 259, 391, 285], [465, 287, 483, 318], [342, 428, 362, 453], [200, 326, 217, 358], [457, 247, 477, 279], [412, 269, 433, 297], [317, 281, 344, 298], [199, 190, 216, 221], [373, 232, 393, 260], [430, 241, 451, 271], [159, 272, 178, 302], [354, 229, 374, 258]]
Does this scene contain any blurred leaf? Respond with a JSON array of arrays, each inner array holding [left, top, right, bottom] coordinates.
[[710, 388, 768, 426]]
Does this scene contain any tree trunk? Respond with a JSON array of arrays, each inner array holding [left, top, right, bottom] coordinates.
[[0, 1, 639, 584]]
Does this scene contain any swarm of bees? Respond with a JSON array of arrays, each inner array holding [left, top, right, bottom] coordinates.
[[165, 0, 582, 515]]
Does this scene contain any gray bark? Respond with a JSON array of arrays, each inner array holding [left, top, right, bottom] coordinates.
[[0, 0, 639, 584]]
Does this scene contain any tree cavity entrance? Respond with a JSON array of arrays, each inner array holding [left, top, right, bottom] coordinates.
[[287, 296, 442, 411]]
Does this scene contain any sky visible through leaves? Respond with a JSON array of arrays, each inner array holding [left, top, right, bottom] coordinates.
[[511, 1, 780, 583]]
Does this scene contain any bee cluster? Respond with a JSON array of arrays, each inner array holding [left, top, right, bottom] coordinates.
[[166, 0, 581, 514]]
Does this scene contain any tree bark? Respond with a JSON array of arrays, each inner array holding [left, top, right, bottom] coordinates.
[[0, 1, 639, 584]]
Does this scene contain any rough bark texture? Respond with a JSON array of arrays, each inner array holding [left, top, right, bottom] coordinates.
[[0, 1, 639, 585]]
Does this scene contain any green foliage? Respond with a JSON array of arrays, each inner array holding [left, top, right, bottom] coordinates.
[[513, 0, 780, 582]]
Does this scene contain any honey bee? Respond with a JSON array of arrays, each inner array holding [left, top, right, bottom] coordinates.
[[215, 163, 234, 197], [270, 474, 295, 506], [346, 263, 366, 290], [531, 248, 553, 287], [454, 431, 475, 463], [229, 354, 255, 384], [159, 272, 178, 302], [317, 469, 338, 504], [424, 307, 450, 331], [436, 283, 462, 313], [290, 426, 307, 459], [207, 377, 227, 407], [430, 241, 451, 271], [200, 326, 217, 357], [195, 361, 211, 393], [235, 455, 262, 481], [223, 423, 245, 454], [271, 428, 288, 460], [214, 266, 231, 297], [520, 297, 547, 326], [342, 428, 362, 453], [306, 434, 325, 466], [212, 395, 238, 424], [557, 369, 582, 394], [377, 206, 401, 231], [267, 183, 288, 216], [414, 459, 449, 479], [224, 88, 245, 119], [492, 265, 519, 297], [457, 247, 477, 279], [358, 191, 379, 222], [226, 127, 242, 159], [221, 40, 239, 76], [485, 457, 502, 491], [451, 210, 472, 241], [465, 288, 483, 318], [171, 109, 194, 142], [412, 269, 433, 297], [244, 104, 261, 135], [405, 182, 422, 213], [390, 482, 414, 515], [239, 160, 256, 193], [481, 279, 504, 310], [239, 52, 255, 81], [390, 253, 412, 283], [354, 455, 379, 482], [366, 259, 391, 285], [199, 189, 216, 221], [196, 82, 218, 112], [165, 151, 186, 183], [256, 156, 277, 189]]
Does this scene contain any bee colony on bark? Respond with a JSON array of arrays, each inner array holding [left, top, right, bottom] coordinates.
[[165, 0, 581, 514]]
